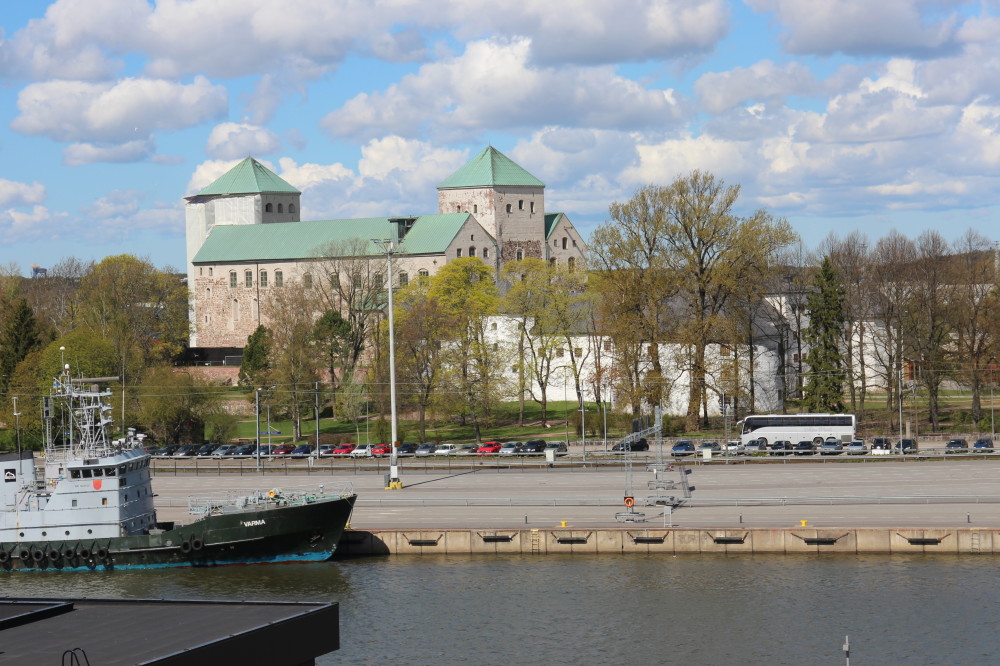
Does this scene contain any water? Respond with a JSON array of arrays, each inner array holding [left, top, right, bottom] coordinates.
[[4, 554, 997, 665]]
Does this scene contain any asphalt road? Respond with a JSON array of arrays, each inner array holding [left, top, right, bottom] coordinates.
[[149, 458, 1000, 530]]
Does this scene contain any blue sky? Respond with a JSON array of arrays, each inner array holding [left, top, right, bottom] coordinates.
[[1, 0, 999, 274]]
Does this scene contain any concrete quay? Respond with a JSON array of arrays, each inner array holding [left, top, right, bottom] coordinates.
[[149, 458, 1000, 556]]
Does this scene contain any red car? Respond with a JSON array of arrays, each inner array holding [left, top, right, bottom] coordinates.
[[372, 444, 393, 457], [271, 444, 296, 456], [476, 441, 502, 455], [332, 443, 356, 456]]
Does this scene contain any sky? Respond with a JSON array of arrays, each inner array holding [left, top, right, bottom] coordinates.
[[2, 0, 1000, 274]]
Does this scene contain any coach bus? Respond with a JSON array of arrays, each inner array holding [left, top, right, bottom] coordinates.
[[736, 413, 856, 447]]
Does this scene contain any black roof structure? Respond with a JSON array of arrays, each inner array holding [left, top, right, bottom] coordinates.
[[0, 597, 339, 665]]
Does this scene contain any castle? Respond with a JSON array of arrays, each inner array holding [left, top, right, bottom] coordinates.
[[184, 146, 587, 358]]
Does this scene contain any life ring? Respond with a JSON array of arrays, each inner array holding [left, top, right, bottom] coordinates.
[[268, 489, 278, 499], [624, 496, 635, 508], [180, 540, 192, 554], [191, 537, 204, 551]]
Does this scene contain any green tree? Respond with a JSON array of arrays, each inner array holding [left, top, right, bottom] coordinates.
[[263, 284, 322, 440], [314, 309, 359, 402], [0, 298, 43, 393], [803, 257, 846, 412], [239, 325, 272, 387], [136, 366, 225, 445]]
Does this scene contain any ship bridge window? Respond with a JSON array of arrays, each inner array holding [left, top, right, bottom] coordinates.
[[92, 468, 103, 477], [105, 467, 116, 476], [70, 469, 80, 479], [119, 464, 127, 474], [81, 469, 92, 478]]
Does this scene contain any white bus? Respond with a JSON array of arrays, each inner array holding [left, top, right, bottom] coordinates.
[[736, 413, 856, 447]]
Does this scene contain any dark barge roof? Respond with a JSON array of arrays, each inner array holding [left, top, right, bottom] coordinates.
[[0, 597, 339, 665]]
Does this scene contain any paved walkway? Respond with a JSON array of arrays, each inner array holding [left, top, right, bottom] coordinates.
[[150, 459, 1000, 530]]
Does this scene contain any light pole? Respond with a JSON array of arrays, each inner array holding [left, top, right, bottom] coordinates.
[[12, 397, 20, 456], [255, 387, 262, 471], [372, 238, 401, 489]]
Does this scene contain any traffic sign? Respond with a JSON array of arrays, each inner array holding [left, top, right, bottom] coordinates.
[[262, 430, 281, 435]]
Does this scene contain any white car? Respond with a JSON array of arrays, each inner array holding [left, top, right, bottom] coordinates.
[[434, 443, 459, 455], [350, 444, 376, 458], [725, 440, 745, 455], [499, 442, 521, 455], [743, 440, 766, 455]]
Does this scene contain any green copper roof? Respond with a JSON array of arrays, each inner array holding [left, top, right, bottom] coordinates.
[[438, 147, 544, 189], [197, 157, 300, 196], [193, 214, 472, 263], [544, 212, 563, 239]]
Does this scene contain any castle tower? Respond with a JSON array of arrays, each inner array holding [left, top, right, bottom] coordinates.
[[437, 147, 546, 262], [184, 157, 300, 346]]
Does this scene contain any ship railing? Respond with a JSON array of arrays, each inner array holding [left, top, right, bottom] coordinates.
[[187, 483, 354, 516]]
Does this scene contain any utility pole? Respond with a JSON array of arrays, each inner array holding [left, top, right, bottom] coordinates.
[[372, 238, 401, 489]]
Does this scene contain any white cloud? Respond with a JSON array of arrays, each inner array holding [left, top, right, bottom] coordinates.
[[322, 38, 686, 141], [12, 76, 227, 143], [695, 60, 817, 114], [83, 189, 142, 219], [0, 179, 45, 207], [0, 206, 67, 243], [205, 122, 281, 159], [746, 0, 963, 57], [447, 0, 730, 65], [63, 139, 155, 166]]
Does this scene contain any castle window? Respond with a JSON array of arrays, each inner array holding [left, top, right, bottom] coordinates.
[[473, 204, 478, 214], [331, 273, 341, 289], [549, 258, 556, 267], [289, 203, 295, 213], [506, 204, 511, 214], [530, 201, 535, 213], [259, 270, 268, 288], [418, 269, 429, 277], [229, 272, 237, 288], [277, 203, 284, 213], [482, 248, 489, 259], [471, 234, 474, 241], [556, 348, 564, 358], [567, 257, 575, 273], [516, 249, 523, 261], [265, 203, 273, 213], [573, 239, 577, 247], [204, 315, 209, 324], [205, 287, 211, 297], [245, 270, 253, 287], [304, 273, 313, 289], [275, 270, 283, 287], [518, 200, 523, 210], [208, 267, 213, 276], [469, 247, 476, 257], [562, 237, 568, 250], [374, 272, 383, 288], [457, 248, 463, 258], [232, 299, 239, 322], [199, 267, 203, 276], [399, 271, 408, 287], [491, 322, 498, 331], [456, 204, 461, 212]]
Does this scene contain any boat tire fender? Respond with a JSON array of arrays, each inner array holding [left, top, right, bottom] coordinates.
[[96, 547, 109, 561], [180, 540, 192, 554], [191, 537, 204, 551], [63, 547, 76, 559], [78, 547, 91, 560], [31, 549, 45, 562], [47, 549, 61, 561], [18, 549, 30, 561], [0, 550, 9, 563]]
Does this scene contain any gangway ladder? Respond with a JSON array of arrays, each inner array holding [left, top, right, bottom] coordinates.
[[530, 529, 540, 554], [970, 530, 981, 554], [615, 407, 661, 523]]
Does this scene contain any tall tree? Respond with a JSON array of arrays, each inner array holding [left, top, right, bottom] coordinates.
[[0, 298, 42, 393], [868, 231, 916, 412], [239, 325, 272, 387], [314, 309, 359, 401], [803, 257, 846, 412], [136, 366, 225, 445]]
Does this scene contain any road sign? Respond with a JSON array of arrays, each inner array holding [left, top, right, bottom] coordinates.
[[262, 430, 281, 435]]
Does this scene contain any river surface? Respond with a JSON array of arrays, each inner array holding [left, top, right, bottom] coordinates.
[[5, 554, 998, 665]]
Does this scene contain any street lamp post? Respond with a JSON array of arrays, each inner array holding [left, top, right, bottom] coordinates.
[[255, 388, 262, 471], [372, 238, 401, 489], [12, 397, 20, 456]]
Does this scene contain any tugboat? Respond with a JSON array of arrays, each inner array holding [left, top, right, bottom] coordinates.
[[0, 369, 356, 570]]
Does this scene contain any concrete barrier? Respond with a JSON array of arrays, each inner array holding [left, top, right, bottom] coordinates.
[[336, 527, 1000, 556]]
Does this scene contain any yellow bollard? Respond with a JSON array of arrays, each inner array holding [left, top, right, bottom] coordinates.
[[800, 519, 808, 526], [560, 521, 568, 527]]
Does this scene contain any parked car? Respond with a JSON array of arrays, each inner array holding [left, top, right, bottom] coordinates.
[[820, 439, 843, 455], [743, 439, 767, 455], [871, 437, 893, 451], [231, 444, 257, 457], [257, 444, 275, 456], [174, 444, 200, 457], [973, 438, 994, 453], [671, 440, 695, 457], [793, 440, 815, 455], [896, 438, 918, 454], [350, 444, 375, 458], [291, 444, 313, 457], [195, 443, 219, 456], [396, 443, 418, 456], [458, 444, 479, 455], [476, 441, 503, 455], [698, 441, 722, 454], [945, 438, 969, 453], [317, 444, 335, 457], [521, 440, 547, 455], [726, 440, 745, 455], [211, 444, 237, 457], [154, 445, 180, 457], [415, 443, 437, 456], [331, 443, 356, 456], [372, 444, 393, 457], [544, 442, 568, 456], [769, 440, 793, 456], [845, 440, 868, 455], [612, 438, 649, 452], [272, 444, 296, 456], [499, 442, 522, 455]]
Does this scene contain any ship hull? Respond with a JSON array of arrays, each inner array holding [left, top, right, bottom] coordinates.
[[0, 495, 355, 571]]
